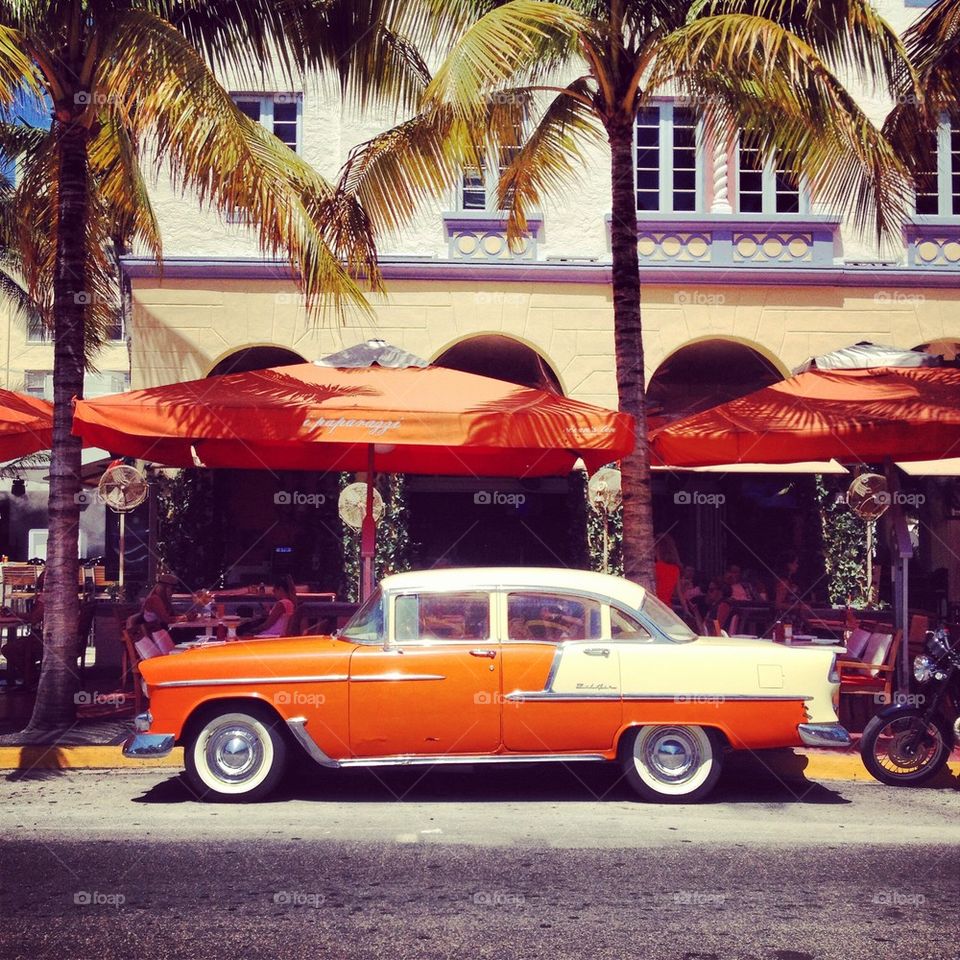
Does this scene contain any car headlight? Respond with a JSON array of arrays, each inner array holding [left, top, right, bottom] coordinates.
[[914, 655, 935, 683]]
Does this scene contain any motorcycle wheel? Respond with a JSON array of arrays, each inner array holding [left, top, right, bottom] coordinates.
[[860, 710, 951, 786]]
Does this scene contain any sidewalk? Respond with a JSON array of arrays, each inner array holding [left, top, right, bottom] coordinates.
[[0, 717, 957, 781]]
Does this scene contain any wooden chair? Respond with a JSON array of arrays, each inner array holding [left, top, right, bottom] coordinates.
[[836, 629, 903, 706], [1, 563, 39, 611], [118, 628, 146, 716]]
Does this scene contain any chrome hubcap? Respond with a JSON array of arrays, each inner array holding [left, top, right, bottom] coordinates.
[[206, 725, 263, 783], [640, 728, 701, 783]]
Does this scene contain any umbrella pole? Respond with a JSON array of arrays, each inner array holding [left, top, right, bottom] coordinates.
[[118, 512, 126, 590], [360, 445, 376, 601]]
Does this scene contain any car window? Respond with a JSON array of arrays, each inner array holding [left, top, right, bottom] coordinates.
[[394, 592, 490, 642], [640, 591, 697, 643], [339, 588, 384, 644], [609, 606, 653, 641], [507, 592, 600, 642]]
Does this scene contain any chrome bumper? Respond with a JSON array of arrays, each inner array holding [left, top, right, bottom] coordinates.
[[797, 722, 852, 748], [122, 733, 176, 759]]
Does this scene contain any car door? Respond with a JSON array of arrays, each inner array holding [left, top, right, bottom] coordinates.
[[499, 590, 622, 753], [348, 590, 502, 758]]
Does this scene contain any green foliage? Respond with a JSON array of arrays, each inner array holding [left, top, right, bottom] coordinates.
[[816, 475, 871, 607], [587, 502, 623, 577], [339, 472, 412, 602], [156, 469, 226, 589]]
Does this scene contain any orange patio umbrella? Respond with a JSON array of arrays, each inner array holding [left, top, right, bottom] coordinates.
[[72, 347, 634, 595], [0, 389, 53, 460], [650, 366, 960, 468]]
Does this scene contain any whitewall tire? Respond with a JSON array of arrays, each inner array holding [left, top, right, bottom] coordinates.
[[620, 725, 723, 803], [184, 708, 288, 802]]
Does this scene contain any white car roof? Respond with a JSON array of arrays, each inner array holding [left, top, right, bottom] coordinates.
[[379, 567, 649, 608]]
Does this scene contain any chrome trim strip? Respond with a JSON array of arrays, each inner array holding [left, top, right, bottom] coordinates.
[[154, 674, 348, 689], [338, 752, 607, 768], [797, 722, 852, 747], [505, 691, 812, 702], [122, 733, 175, 759], [350, 673, 446, 682], [286, 717, 340, 768]]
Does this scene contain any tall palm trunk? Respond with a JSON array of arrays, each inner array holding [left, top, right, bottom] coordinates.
[[605, 114, 656, 592], [27, 119, 88, 729]]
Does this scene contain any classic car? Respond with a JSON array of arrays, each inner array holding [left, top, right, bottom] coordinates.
[[124, 567, 850, 802]]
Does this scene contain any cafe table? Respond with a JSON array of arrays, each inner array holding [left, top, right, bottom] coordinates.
[[169, 615, 244, 641]]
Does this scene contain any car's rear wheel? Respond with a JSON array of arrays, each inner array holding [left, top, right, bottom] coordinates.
[[620, 725, 723, 803], [184, 708, 287, 802]]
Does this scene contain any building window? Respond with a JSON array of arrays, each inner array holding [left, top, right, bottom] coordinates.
[[736, 132, 805, 215], [27, 316, 49, 343], [915, 116, 959, 217], [459, 132, 522, 212], [24, 370, 51, 399], [635, 103, 701, 214], [232, 94, 301, 152], [461, 168, 487, 209]]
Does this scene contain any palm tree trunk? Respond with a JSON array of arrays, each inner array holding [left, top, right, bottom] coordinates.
[[606, 115, 656, 592], [26, 120, 88, 730]]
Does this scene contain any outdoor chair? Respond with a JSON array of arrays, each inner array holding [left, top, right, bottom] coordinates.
[[908, 613, 930, 659], [72, 602, 96, 684], [1, 563, 39, 612], [118, 628, 146, 716], [836, 629, 902, 707]]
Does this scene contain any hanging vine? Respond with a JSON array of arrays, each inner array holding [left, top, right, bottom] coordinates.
[[815, 475, 872, 607]]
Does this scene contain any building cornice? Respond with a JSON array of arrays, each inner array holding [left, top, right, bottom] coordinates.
[[119, 255, 960, 289]]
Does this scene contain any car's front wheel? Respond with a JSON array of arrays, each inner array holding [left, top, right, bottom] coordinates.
[[620, 725, 723, 803], [184, 707, 288, 802]]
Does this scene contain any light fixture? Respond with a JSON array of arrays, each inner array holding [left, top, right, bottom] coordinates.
[[10, 478, 25, 497]]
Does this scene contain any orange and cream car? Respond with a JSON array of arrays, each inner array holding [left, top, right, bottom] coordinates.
[[124, 567, 850, 802]]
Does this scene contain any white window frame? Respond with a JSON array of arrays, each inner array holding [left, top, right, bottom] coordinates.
[[914, 114, 958, 218], [230, 92, 303, 153], [734, 134, 810, 216], [634, 101, 705, 215]]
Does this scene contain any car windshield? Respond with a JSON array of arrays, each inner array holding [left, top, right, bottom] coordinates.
[[339, 589, 384, 644], [639, 592, 697, 643]]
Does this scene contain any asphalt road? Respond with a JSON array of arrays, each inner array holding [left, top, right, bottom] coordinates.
[[0, 759, 957, 960]]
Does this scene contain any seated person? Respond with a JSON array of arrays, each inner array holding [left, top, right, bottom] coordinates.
[[534, 603, 584, 640], [239, 579, 296, 638], [705, 580, 735, 633], [138, 573, 179, 654], [1, 570, 44, 685]]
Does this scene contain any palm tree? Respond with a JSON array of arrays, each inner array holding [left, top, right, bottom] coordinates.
[[885, 0, 960, 172], [0, 0, 444, 731], [336, 0, 915, 591]]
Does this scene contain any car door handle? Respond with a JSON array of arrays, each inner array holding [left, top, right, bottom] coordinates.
[[469, 648, 497, 659], [584, 647, 611, 658]]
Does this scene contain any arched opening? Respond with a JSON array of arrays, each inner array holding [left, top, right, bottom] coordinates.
[[434, 334, 564, 393], [207, 345, 306, 377], [649, 339, 814, 593], [647, 338, 785, 425]]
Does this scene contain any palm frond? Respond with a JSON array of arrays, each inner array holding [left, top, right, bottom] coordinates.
[[425, 0, 590, 118], [652, 14, 912, 245], [97, 8, 380, 319]]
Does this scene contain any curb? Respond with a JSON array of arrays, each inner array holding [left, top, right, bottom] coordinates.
[[0, 745, 957, 779], [0, 745, 183, 770]]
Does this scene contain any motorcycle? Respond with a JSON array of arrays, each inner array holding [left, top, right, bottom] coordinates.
[[860, 625, 960, 786]]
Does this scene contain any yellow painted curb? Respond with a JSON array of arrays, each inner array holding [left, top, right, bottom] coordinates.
[[796, 751, 960, 783], [0, 745, 183, 770]]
